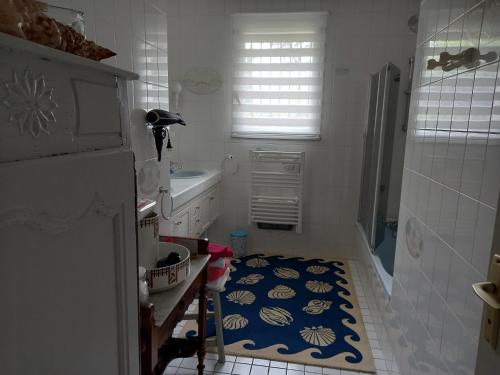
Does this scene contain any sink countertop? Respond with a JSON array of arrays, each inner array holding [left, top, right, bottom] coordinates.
[[170, 170, 221, 211]]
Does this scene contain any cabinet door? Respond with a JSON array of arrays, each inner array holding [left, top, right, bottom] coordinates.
[[199, 194, 210, 233], [0, 150, 139, 375], [172, 209, 189, 237], [208, 186, 220, 223], [189, 200, 202, 236]]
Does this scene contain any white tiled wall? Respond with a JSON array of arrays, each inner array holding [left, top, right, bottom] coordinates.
[[165, 0, 419, 258], [359, 1, 500, 374], [46, 0, 170, 192]]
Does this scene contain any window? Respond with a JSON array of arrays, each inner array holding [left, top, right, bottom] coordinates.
[[231, 12, 327, 140]]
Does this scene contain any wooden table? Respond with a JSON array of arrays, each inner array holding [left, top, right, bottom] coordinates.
[[140, 250, 210, 375]]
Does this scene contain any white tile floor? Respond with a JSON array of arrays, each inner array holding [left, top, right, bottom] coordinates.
[[166, 260, 400, 375]]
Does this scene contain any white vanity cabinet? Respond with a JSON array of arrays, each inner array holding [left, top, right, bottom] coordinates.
[[0, 35, 140, 375], [168, 185, 220, 238]]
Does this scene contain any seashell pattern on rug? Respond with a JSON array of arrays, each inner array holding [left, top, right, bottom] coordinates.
[[305, 280, 333, 293], [273, 267, 300, 279], [226, 290, 256, 305], [306, 265, 330, 275], [259, 307, 294, 326], [268, 284, 296, 299], [246, 258, 270, 268], [300, 326, 336, 346], [302, 300, 333, 314], [223, 314, 249, 330], [237, 274, 264, 285]]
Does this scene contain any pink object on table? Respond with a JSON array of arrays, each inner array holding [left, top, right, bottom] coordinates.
[[208, 243, 233, 261], [207, 243, 233, 282]]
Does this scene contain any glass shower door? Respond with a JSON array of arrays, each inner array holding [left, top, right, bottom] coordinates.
[[358, 63, 400, 250]]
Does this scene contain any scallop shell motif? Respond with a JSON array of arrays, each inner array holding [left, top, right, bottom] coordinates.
[[300, 326, 336, 346], [259, 307, 293, 326], [268, 285, 296, 299], [306, 265, 330, 275], [305, 280, 333, 293], [229, 264, 237, 272], [246, 258, 270, 268], [302, 300, 332, 314], [226, 290, 256, 305], [223, 314, 249, 330], [237, 274, 264, 285], [273, 267, 300, 279]]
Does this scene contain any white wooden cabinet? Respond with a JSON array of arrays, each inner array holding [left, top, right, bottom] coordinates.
[[167, 185, 220, 238], [0, 35, 140, 375]]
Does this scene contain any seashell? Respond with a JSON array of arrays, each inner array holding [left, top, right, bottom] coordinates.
[[246, 258, 270, 268], [305, 280, 333, 293], [237, 274, 264, 285], [273, 267, 300, 279], [302, 300, 332, 314], [259, 307, 293, 326], [306, 265, 330, 275], [300, 326, 336, 346], [223, 314, 249, 330], [226, 290, 256, 305], [229, 264, 237, 272], [268, 285, 296, 299]]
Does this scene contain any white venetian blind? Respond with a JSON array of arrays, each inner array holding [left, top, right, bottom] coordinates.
[[231, 12, 327, 139]]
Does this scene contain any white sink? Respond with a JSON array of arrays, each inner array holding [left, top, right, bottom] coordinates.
[[171, 170, 206, 179]]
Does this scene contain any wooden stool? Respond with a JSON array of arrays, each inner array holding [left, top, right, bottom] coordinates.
[[184, 269, 229, 363]]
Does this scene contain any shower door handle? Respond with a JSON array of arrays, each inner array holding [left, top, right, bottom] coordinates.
[[473, 254, 500, 349], [473, 282, 500, 310]]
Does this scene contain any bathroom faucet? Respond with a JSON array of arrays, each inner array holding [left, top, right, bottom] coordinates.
[[170, 161, 182, 174]]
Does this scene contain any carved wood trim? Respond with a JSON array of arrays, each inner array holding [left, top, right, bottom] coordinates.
[[0, 193, 117, 234]]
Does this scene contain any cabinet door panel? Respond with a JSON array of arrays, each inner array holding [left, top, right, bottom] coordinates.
[[0, 150, 139, 375], [172, 210, 189, 237], [208, 186, 220, 223]]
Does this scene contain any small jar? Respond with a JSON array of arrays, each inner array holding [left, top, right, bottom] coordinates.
[[138, 267, 149, 304]]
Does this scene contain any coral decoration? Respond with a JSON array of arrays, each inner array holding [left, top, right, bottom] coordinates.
[[0, 0, 115, 61]]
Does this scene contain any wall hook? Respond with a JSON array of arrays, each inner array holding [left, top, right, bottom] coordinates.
[[427, 47, 497, 71]]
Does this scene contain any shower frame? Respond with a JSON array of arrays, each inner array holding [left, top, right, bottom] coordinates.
[[358, 62, 401, 250]]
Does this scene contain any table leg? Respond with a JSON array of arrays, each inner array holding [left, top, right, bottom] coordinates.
[[197, 276, 207, 375]]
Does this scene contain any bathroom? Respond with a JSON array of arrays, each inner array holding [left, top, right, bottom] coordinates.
[[1, 0, 499, 375]]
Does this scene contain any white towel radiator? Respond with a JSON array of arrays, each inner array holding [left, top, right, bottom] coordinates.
[[249, 150, 305, 233]]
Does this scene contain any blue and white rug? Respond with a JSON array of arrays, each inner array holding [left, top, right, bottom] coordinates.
[[183, 254, 375, 373]]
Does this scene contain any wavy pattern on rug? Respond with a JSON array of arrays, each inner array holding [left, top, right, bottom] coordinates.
[[182, 254, 375, 373]]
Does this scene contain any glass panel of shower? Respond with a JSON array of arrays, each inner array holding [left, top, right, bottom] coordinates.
[[358, 62, 406, 284]]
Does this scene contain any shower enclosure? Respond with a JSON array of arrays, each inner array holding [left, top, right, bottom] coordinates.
[[358, 62, 406, 291]]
